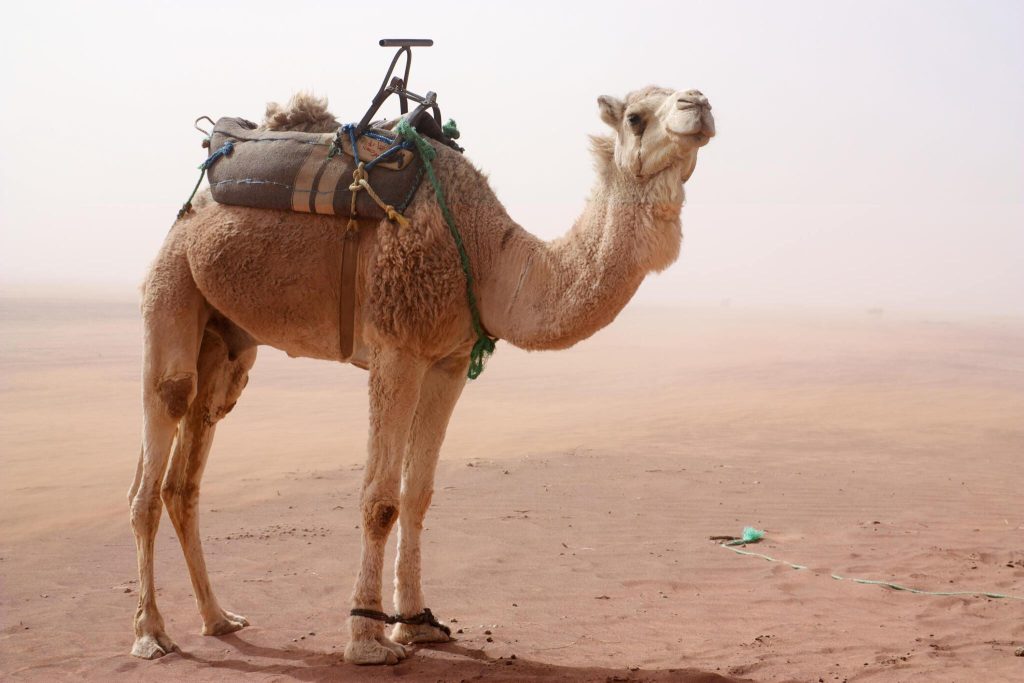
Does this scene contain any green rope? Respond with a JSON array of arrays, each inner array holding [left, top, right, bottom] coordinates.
[[718, 527, 1024, 601], [177, 168, 206, 220], [178, 138, 231, 220], [178, 154, 210, 220], [724, 526, 765, 546], [396, 118, 495, 379], [442, 118, 460, 140]]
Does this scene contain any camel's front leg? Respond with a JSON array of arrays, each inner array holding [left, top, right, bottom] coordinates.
[[345, 348, 429, 665], [391, 354, 467, 645]]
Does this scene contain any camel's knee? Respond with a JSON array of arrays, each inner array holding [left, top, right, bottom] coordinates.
[[156, 372, 197, 420], [362, 498, 399, 539]]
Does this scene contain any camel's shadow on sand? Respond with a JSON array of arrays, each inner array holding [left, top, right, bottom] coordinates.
[[170, 633, 749, 682]]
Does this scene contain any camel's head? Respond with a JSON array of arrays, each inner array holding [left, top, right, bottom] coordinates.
[[597, 86, 715, 182]]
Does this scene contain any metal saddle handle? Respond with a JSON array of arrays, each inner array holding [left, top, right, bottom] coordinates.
[[354, 39, 460, 151]]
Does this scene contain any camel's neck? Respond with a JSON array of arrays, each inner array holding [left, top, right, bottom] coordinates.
[[474, 145, 685, 351]]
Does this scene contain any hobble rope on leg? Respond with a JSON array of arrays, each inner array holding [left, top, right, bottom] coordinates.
[[350, 608, 451, 636]]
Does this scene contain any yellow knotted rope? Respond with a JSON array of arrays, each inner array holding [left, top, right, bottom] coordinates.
[[347, 162, 410, 229]]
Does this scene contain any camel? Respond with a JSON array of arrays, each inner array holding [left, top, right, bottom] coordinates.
[[127, 85, 715, 665]]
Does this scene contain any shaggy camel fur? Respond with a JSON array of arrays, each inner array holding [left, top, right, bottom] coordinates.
[[128, 87, 715, 664]]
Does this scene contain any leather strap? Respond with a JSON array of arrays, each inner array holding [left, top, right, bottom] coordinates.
[[339, 229, 359, 360]]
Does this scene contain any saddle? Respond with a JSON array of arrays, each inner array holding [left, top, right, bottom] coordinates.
[[204, 40, 459, 223], [206, 117, 426, 221]]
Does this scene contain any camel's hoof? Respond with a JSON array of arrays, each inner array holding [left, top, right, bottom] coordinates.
[[391, 621, 451, 644], [345, 636, 407, 665], [203, 609, 249, 636], [131, 632, 179, 659]]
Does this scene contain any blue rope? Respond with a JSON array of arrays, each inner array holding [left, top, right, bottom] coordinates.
[[178, 140, 234, 219], [212, 178, 294, 190], [200, 140, 234, 170], [363, 130, 398, 144], [334, 124, 414, 170], [364, 140, 413, 170], [343, 123, 360, 165]]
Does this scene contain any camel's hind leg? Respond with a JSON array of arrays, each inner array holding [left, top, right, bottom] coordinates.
[[162, 327, 257, 636], [130, 271, 208, 659], [391, 353, 468, 645]]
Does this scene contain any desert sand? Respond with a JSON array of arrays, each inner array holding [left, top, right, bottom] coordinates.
[[1, 294, 1021, 682]]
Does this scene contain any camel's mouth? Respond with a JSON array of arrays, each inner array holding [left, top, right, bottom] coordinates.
[[666, 109, 714, 140]]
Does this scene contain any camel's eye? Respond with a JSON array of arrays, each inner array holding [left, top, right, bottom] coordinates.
[[626, 112, 645, 135]]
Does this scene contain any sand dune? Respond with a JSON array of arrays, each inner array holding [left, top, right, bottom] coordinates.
[[1, 295, 1022, 681]]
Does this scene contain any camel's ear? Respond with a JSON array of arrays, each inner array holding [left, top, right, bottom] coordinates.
[[597, 95, 625, 128]]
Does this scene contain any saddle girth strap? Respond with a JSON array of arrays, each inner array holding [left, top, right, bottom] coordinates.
[[338, 228, 359, 361]]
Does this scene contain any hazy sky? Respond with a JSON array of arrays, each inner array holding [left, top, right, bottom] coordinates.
[[1, 0, 1021, 314]]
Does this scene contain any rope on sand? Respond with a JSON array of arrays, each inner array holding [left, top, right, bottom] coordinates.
[[716, 527, 1024, 601]]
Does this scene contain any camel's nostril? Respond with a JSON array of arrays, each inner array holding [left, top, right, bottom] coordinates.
[[677, 91, 709, 110]]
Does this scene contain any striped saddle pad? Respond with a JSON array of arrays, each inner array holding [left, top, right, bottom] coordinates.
[[206, 117, 424, 220]]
